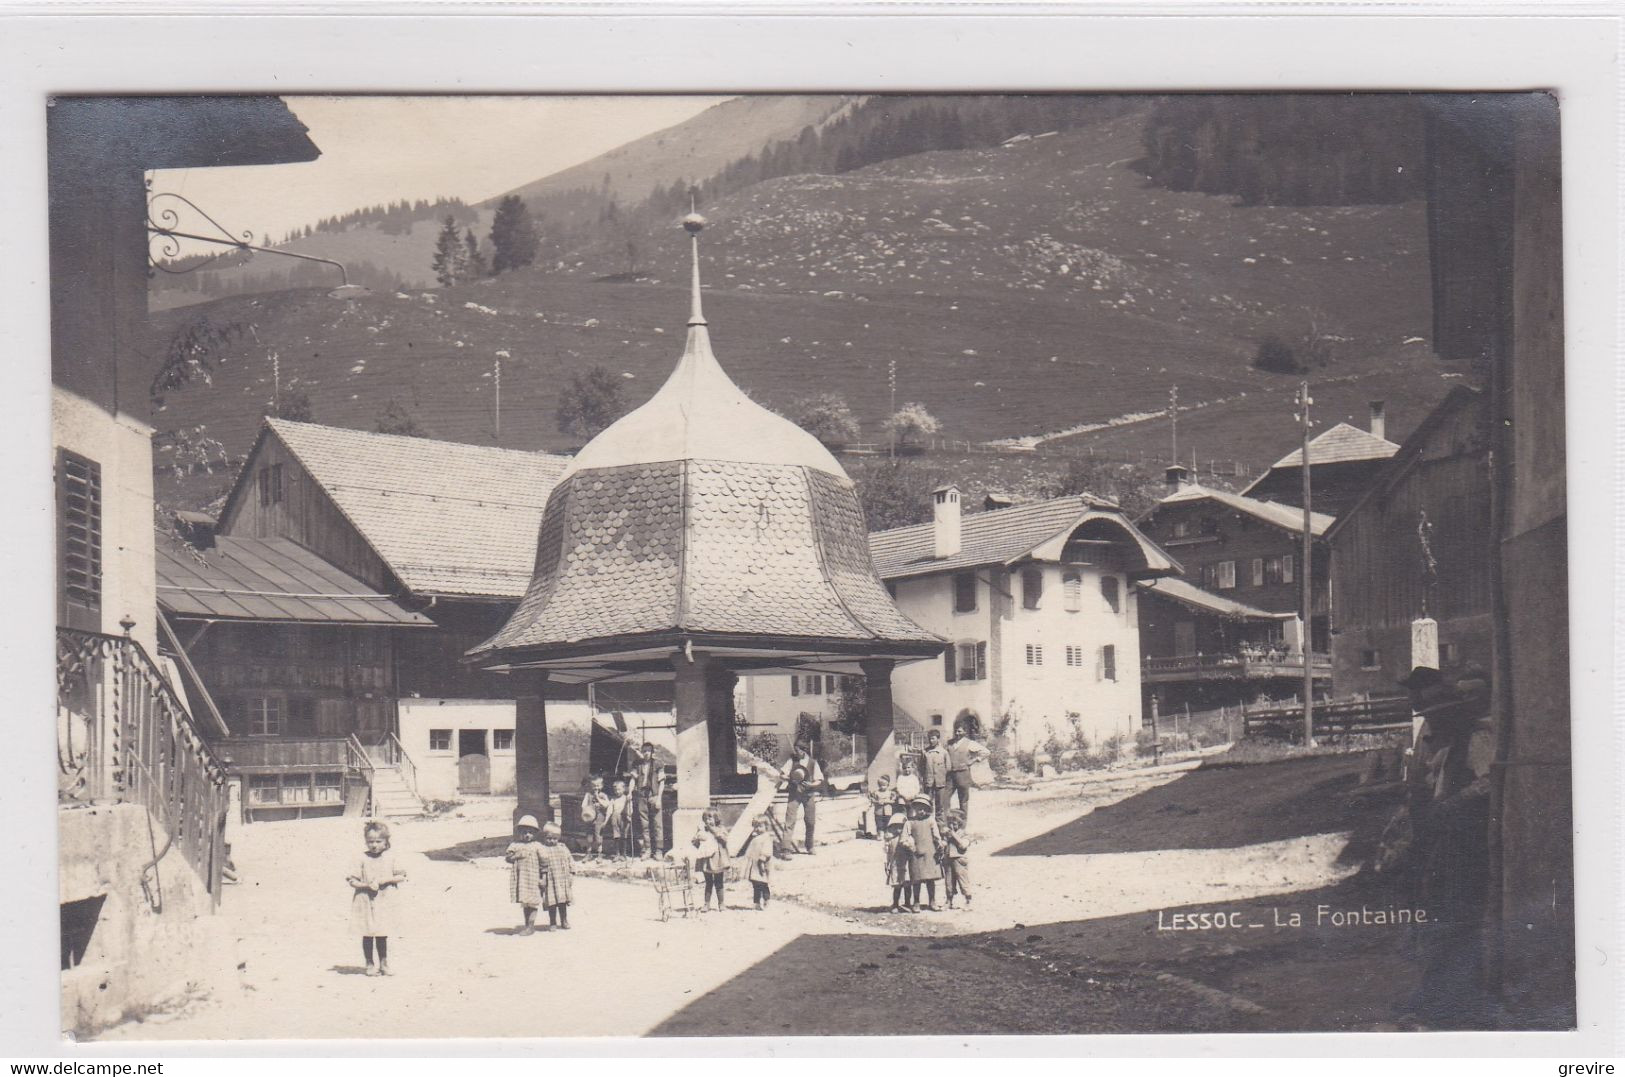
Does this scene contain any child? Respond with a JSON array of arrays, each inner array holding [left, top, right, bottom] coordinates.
[[607, 779, 633, 860], [894, 754, 923, 804], [883, 813, 914, 913], [905, 795, 945, 912], [860, 774, 893, 839], [538, 821, 575, 929], [941, 808, 972, 909], [580, 776, 610, 859], [690, 808, 731, 912], [346, 821, 406, 975], [504, 814, 545, 934], [740, 814, 775, 909]]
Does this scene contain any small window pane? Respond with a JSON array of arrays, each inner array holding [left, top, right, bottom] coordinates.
[[1102, 645, 1117, 682], [1063, 572, 1082, 613], [429, 729, 452, 751], [953, 572, 977, 613], [248, 774, 281, 804], [314, 773, 344, 803]]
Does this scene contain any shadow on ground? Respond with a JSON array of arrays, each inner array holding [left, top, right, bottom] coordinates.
[[998, 753, 1393, 858], [650, 872, 1522, 1037]]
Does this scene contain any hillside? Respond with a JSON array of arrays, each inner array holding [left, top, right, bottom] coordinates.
[[140, 106, 1463, 513]]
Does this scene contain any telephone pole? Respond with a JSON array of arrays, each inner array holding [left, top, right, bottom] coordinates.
[[887, 357, 898, 459], [493, 353, 503, 444], [1295, 381, 1316, 746], [1169, 386, 1178, 465]]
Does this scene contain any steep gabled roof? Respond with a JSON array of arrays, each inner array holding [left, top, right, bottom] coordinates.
[[157, 535, 432, 626], [867, 495, 1178, 581], [1254, 422, 1400, 473], [226, 419, 570, 599], [1147, 483, 1336, 538]]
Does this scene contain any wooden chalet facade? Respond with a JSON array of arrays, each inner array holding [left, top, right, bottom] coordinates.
[[1241, 409, 1400, 517], [162, 417, 575, 818], [1325, 386, 1491, 697], [1133, 477, 1333, 713]]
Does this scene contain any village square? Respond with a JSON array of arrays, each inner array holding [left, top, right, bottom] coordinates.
[[45, 93, 1574, 1041]]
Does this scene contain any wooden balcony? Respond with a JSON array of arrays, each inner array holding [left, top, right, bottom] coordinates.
[[1141, 651, 1332, 685]]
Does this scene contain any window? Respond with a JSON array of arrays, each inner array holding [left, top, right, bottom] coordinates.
[[952, 572, 978, 613], [790, 675, 800, 696], [429, 729, 452, 752], [1172, 521, 1189, 539], [493, 729, 515, 751], [247, 774, 281, 805], [1025, 644, 1043, 667], [257, 463, 284, 507], [943, 648, 957, 683], [1062, 572, 1083, 612], [1065, 645, 1084, 668], [1264, 556, 1284, 585], [1250, 558, 1265, 587], [825, 675, 837, 695], [288, 697, 316, 732], [947, 642, 985, 682], [1282, 554, 1294, 584], [1100, 575, 1121, 613], [1360, 649, 1382, 671], [1021, 568, 1044, 610], [1101, 644, 1117, 682], [1216, 560, 1237, 590], [314, 772, 344, 804], [57, 450, 102, 627], [281, 773, 313, 805], [930, 714, 944, 727], [245, 696, 283, 736], [804, 674, 825, 695]]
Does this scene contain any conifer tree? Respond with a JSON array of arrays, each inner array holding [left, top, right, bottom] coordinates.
[[430, 215, 465, 287], [463, 229, 487, 278], [489, 195, 540, 274]]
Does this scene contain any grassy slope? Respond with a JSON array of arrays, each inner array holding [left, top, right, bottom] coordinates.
[[142, 107, 1463, 510]]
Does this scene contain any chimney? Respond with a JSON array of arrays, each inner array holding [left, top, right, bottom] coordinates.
[[1369, 400, 1387, 442], [1164, 464, 1191, 491], [932, 485, 962, 559]]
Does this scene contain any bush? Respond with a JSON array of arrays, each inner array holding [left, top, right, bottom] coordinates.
[[1135, 728, 1160, 758], [1252, 335, 1305, 375], [743, 731, 781, 761], [1014, 749, 1037, 774]]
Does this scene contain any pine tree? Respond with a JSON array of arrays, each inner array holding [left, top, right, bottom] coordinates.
[[463, 229, 487, 278], [430, 215, 465, 287], [489, 195, 540, 274]]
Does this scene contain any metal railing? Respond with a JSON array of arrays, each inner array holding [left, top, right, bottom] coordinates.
[[383, 732, 420, 800], [345, 733, 377, 814], [57, 627, 231, 904]]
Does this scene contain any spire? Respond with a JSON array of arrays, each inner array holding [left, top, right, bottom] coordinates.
[[683, 201, 707, 328]]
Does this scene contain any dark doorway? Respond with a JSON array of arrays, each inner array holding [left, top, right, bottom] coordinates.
[[457, 729, 490, 794]]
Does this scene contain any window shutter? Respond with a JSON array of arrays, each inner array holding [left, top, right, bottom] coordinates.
[[944, 648, 957, 683], [975, 641, 987, 681], [1103, 644, 1117, 682], [790, 675, 800, 697], [57, 450, 103, 631], [1283, 554, 1295, 583], [825, 675, 836, 694], [1251, 558, 1264, 586]]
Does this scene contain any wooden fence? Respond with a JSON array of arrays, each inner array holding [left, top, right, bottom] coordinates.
[[1240, 695, 1413, 742]]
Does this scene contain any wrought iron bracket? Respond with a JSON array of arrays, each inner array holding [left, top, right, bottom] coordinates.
[[146, 182, 350, 287]]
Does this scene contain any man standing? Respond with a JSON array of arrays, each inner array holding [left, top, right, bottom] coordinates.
[[781, 740, 824, 855], [920, 728, 952, 819], [945, 719, 990, 824], [630, 741, 665, 860]]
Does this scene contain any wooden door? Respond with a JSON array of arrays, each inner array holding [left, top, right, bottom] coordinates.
[[457, 729, 490, 794]]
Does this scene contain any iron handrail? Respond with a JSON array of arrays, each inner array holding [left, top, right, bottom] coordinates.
[[386, 732, 419, 799]]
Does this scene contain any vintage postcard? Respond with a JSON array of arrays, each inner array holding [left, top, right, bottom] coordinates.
[[44, 88, 1575, 1042]]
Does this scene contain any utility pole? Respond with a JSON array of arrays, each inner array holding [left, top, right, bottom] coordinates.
[[1295, 380, 1316, 747], [888, 357, 898, 459], [493, 352, 503, 444], [271, 351, 280, 414], [1169, 385, 1178, 465]]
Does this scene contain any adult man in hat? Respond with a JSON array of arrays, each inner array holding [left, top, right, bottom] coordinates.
[[629, 741, 666, 860], [920, 728, 953, 820], [945, 717, 991, 824], [1389, 663, 1493, 1028], [781, 740, 825, 855]]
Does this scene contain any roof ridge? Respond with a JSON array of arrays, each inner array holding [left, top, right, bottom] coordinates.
[[268, 416, 572, 464]]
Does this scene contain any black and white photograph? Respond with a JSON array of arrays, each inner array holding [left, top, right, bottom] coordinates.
[[36, 81, 1585, 1044]]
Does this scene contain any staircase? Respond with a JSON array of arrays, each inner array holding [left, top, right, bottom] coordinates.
[[368, 767, 425, 819]]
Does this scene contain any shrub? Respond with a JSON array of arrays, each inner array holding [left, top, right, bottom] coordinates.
[[1252, 335, 1305, 374], [1014, 749, 1037, 774]]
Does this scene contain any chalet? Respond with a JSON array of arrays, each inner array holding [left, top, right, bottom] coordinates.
[[1325, 386, 1490, 697], [1240, 404, 1400, 517], [871, 489, 1177, 749], [160, 417, 627, 817], [51, 96, 318, 1034], [1133, 474, 1334, 714]]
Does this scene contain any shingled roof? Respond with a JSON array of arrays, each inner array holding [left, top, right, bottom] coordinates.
[[1139, 577, 1295, 622], [158, 535, 432, 626], [1257, 422, 1400, 471], [1150, 483, 1336, 537], [868, 495, 1179, 581], [239, 419, 570, 599]]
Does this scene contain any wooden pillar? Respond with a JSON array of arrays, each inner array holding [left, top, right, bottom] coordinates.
[[513, 669, 551, 826], [705, 664, 739, 788], [671, 648, 712, 838], [860, 658, 897, 787]]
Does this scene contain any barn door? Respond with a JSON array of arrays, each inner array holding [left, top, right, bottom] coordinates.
[[457, 730, 490, 794]]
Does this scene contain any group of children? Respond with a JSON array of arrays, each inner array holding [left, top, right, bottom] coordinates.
[[686, 807, 778, 910], [866, 772, 972, 912], [503, 814, 577, 933]]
